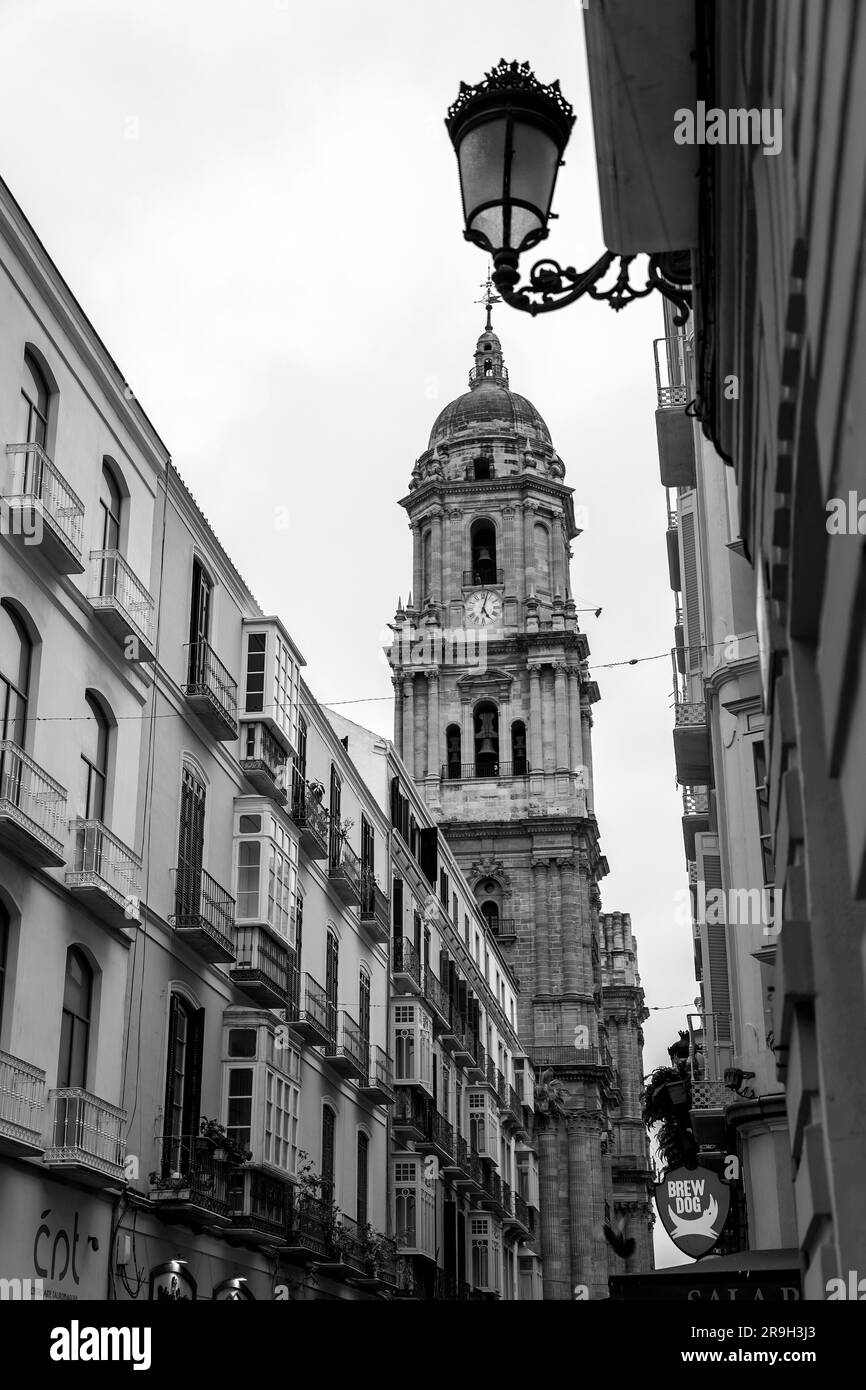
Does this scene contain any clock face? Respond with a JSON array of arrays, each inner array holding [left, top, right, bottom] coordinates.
[[465, 589, 503, 627]]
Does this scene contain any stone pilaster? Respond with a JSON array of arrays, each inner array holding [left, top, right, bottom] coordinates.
[[402, 674, 415, 774], [426, 669, 440, 778], [533, 857, 551, 997], [554, 661, 570, 770]]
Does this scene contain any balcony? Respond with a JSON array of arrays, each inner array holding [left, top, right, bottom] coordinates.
[[226, 1167, 289, 1246], [182, 640, 238, 741], [452, 1019, 477, 1069], [230, 924, 290, 1008], [360, 868, 389, 943], [0, 1050, 45, 1157], [666, 511, 681, 590], [500, 1083, 524, 1131], [682, 784, 711, 858], [44, 1088, 126, 1186], [393, 1087, 428, 1143], [673, 700, 712, 785], [466, 1040, 485, 1082], [423, 968, 451, 1032], [416, 1108, 454, 1163], [328, 837, 362, 906], [462, 567, 505, 587], [65, 819, 142, 932], [150, 1135, 231, 1227], [2, 442, 85, 574], [441, 761, 528, 781], [282, 1191, 329, 1261], [322, 1012, 368, 1080], [478, 1165, 504, 1214], [87, 550, 155, 662], [483, 1055, 498, 1093], [289, 788, 329, 859], [0, 741, 67, 868], [393, 936, 422, 995], [359, 1046, 395, 1106], [172, 863, 235, 963], [289, 974, 334, 1048], [239, 722, 288, 803], [489, 918, 517, 943], [513, 1191, 532, 1234], [442, 1132, 470, 1179]]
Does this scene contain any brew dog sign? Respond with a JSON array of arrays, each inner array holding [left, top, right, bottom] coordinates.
[[655, 1164, 730, 1258]]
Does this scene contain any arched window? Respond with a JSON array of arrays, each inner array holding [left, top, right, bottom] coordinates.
[[0, 600, 31, 744], [470, 520, 497, 585], [356, 1130, 369, 1227], [359, 965, 371, 1045], [0, 900, 9, 1038], [20, 351, 50, 451], [511, 719, 527, 775], [325, 929, 339, 1041], [445, 723, 461, 780], [480, 901, 500, 931], [321, 1104, 336, 1206], [58, 947, 93, 1088], [79, 693, 110, 821], [473, 701, 499, 778], [533, 522, 551, 591], [421, 528, 432, 602], [163, 991, 205, 1174], [99, 462, 122, 552]]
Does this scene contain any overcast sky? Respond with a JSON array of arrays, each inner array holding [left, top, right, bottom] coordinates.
[[1, 0, 694, 1266]]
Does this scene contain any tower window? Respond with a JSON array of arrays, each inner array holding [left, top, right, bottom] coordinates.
[[511, 720, 527, 775], [480, 901, 500, 932], [470, 519, 497, 581], [472, 456, 493, 480], [473, 701, 499, 778], [445, 723, 461, 780]]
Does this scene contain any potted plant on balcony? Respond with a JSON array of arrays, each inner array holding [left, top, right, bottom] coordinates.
[[307, 779, 325, 801], [361, 1225, 396, 1279], [642, 1060, 696, 1168], [199, 1117, 251, 1167]]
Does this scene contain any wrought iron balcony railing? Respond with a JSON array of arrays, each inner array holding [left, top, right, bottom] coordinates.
[[45, 1088, 126, 1180], [462, 568, 505, 586], [152, 1134, 231, 1218], [442, 760, 528, 781], [654, 335, 690, 408], [360, 867, 389, 940], [66, 818, 142, 907], [468, 363, 509, 388], [674, 699, 708, 728], [489, 918, 517, 940], [227, 1166, 289, 1239], [3, 441, 85, 566], [0, 739, 68, 866], [361, 1045, 395, 1103], [323, 1012, 369, 1079], [172, 863, 235, 962], [290, 973, 335, 1048], [88, 549, 155, 658], [289, 787, 330, 858], [183, 640, 238, 739], [231, 924, 289, 1007], [393, 935, 422, 989], [683, 786, 710, 815], [240, 722, 288, 797], [0, 1049, 45, 1150], [423, 968, 450, 1026], [328, 836, 362, 903]]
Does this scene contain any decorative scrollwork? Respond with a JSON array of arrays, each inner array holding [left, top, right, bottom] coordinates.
[[447, 58, 575, 126], [493, 250, 692, 326]]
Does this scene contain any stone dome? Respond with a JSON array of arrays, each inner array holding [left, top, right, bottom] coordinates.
[[427, 326, 552, 449]]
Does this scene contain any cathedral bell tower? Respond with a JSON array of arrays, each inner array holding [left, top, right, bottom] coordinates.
[[387, 293, 653, 1298]]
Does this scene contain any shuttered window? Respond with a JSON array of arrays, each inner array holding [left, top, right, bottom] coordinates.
[[681, 510, 702, 671]]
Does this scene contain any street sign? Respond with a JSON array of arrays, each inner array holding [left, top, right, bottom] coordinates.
[[655, 1164, 730, 1259]]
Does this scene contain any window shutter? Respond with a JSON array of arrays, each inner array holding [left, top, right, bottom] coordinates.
[[419, 827, 438, 886], [695, 833, 732, 1044], [680, 509, 702, 672], [163, 995, 182, 1137], [392, 876, 403, 938], [186, 1006, 206, 1134]]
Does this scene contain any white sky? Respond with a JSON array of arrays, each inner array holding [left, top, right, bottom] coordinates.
[[1, 0, 693, 1268]]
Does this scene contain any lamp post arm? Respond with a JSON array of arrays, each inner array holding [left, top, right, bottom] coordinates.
[[491, 247, 692, 325]]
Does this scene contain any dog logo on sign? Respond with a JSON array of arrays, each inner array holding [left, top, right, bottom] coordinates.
[[654, 1164, 731, 1259]]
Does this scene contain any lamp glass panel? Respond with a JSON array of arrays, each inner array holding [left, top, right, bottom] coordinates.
[[469, 206, 506, 252], [458, 119, 507, 221], [510, 121, 560, 219], [508, 205, 543, 253]]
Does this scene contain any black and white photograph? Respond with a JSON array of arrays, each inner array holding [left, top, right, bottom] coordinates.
[[0, 0, 863, 1364]]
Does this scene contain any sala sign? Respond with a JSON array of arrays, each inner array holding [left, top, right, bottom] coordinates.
[[655, 1165, 730, 1259]]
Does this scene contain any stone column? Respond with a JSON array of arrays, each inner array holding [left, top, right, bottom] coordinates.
[[548, 858, 563, 993], [523, 501, 537, 596], [533, 858, 551, 996], [581, 704, 595, 811], [515, 502, 527, 603], [460, 697, 473, 776], [426, 670, 440, 779], [554, 661, 570, 770], [500, 687, 512, 768], [446, 506, 462, 611], [539, 1127, 567, 1300], [393, 676, 403, 756], [431, 507, 444, 606], [411, 522, 422, 607], [560, 856, 579, 995], [502, 505, 516, 594], [567, 667, 582, 776], [567, 1117, 593, 1295], [402, 675, 414, 771], [529, 664, 544, 772]]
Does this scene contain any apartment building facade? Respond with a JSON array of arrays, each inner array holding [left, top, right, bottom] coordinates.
[[0, 175, 395, 1301], [657, 307, 796, 1254], [583, 0, 866, 1291], [326, 711, 544, 1300]]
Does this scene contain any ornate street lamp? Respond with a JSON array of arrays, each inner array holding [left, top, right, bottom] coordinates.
[[446, 59, 691, 323]]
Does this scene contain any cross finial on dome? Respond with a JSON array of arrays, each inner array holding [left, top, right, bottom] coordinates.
[[475, 266, 501, 332]]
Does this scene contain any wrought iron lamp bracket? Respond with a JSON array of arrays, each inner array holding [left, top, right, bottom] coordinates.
[[490, 247, 692, 326]]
